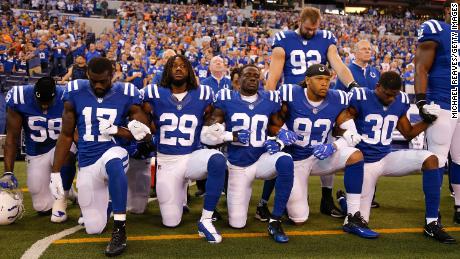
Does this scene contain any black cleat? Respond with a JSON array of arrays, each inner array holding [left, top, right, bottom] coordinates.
[[105, 226, 127, 257], [212, 209, 222, 222], [454, 206, 460, 224], [320, 197, 345, 218], [37, 209, 52, 216], [268, 220, 289, 243], [424, 221, 456, 244], [343, 212, 379, 239], [371, 200, 380, 208], [255, 204, 271, 222]]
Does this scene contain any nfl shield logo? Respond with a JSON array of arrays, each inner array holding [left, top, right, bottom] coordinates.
[[97, 98, 103, 103], [249, 104, 254, 110], [312, 108, 318, 114], [303, 41, 308, 45], [177, 105, 183, 110]]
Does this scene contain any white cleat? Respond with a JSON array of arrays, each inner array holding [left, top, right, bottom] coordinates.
[[51, 198, 68, 223], [198, 218, 222, 244]]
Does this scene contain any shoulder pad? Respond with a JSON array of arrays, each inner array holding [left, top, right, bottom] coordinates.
[[199, 84, 213, 101], [351, 87, 368, 101], [217, 88, 232, 101], [122, 82, 136, 97], [146, 84, 160, 99], [280, 84, 295, 102], [400, 91, 410, 105], [335, 89, 349, 106]]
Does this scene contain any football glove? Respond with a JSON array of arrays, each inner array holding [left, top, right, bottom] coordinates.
[[313, 143, 336, 160], [264, 139, 281, 155], [98, 117, 118, 136], [234, 129, 250, 144], [132, 135, 157, 159], [0, 172, 18, 189], [416, 94, 440, 123], [277, 128, 298, 146], [49, 173, 65, 200], [348, 81, 360, 89], [128, 120, 151, 141]]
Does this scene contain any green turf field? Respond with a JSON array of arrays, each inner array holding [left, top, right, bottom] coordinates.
[[2, 161, 460, 258]]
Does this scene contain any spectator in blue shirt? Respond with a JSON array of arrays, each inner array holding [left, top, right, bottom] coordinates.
[[126, 58, 147, 89], [35, 42, 50, 72], [85, 43, 101, 63], [201, 56, 232, 93], [335, 40, 380, 92], [52, 35, 70, 76], [194, 57, 209, 82], [403, 63, 415, 102]]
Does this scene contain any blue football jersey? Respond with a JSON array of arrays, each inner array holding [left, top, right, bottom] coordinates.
[[417, 19, 453, 110], [63, 80, 142, 167], [5, 85, 65, 156], [349, 88, 410, 163], [280, 84, 349, 161], [143, 84, 213, 155], [214, 89, 281, 167], [272, 30, 337, 85]]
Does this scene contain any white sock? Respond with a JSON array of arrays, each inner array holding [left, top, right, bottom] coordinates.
[[201, 209, 213, 221], [346, 193, 361, 215], [114, 214, 126, 221], [426, 217, 438, 224], [452, 184, 460, 206]]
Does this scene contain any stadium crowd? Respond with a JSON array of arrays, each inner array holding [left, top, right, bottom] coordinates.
[[0, 1, 423, 132]]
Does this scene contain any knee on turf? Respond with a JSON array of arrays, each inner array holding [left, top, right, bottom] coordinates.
[[422, 155, 439, 170], [346, 150, 364, 166], [32, 200, 53, 213], [229, 215, 248, 229], [85, 219, 107, 235]]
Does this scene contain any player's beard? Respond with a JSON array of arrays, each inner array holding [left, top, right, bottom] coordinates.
[[172, 77, 187, 87]]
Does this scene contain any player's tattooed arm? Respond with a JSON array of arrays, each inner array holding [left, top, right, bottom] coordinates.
[[141, 102, 157, 134], [268, 102, 289, 137], [396, 114, 429, 141], [266, 47, 285, 91], [52, 102, 76, 173], [414, 41, 437, 97], [4, 108, 22, 173]]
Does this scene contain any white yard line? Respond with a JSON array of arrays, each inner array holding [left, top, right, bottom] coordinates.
[[21, 180, 196, 258], [21, 225, 84, 259]]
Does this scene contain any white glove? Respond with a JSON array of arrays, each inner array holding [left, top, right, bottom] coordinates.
[[98, 117, 118, 136], [422, 101, 441, 117], [201, 124, 226, 146], [207, 123, 226, 138], [128, 120, 151, 141], [343, 130, 362, 147], [49, 173, 64, 200]]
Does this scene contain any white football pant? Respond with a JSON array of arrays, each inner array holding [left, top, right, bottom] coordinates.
[[156, 149, 223, 227], [287, 147, 357, 223]]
